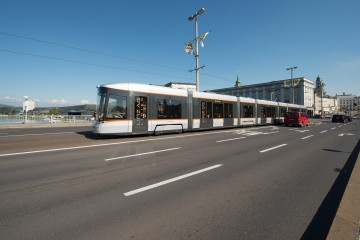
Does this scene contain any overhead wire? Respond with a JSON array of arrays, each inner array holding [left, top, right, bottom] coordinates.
[[0, 31, 235, 85], [0, 31, 187, 72], [0, 49, 194, 81]]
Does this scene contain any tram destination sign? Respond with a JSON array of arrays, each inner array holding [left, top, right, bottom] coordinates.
[[135, 96, 147, 125]]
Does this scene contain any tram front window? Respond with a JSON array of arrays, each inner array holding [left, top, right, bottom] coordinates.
[[106, 95, 127, 119], [96, 92, 106, 121]]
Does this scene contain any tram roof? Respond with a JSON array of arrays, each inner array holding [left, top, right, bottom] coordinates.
[[97, 82, 306, 108], [98, 82, 189, 97]]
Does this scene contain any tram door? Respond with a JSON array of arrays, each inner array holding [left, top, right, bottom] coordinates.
[[133, 96, 148, 133], [260, 106, 267, 124], [200, 101, 213, 128]]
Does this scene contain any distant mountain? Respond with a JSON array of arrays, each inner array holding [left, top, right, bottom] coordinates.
[[0, 104, 22, 110], [0, 104, 22, 115]]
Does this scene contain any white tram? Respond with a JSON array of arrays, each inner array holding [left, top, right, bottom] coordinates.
[[92, 82, 307, 136]]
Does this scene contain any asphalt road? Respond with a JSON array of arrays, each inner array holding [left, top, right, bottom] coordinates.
[[0, 120, 359, 240]]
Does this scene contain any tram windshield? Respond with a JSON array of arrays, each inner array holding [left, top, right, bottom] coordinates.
[[97, 91, 127, 121], [96, 91, 106, 121], [106, 95, 127, 119]]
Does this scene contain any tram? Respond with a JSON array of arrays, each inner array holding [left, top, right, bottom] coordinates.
[[92, 82, 306, 136]]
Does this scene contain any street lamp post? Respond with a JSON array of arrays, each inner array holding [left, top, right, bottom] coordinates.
[[188, 8, 205, 92], [286, 66, 298, 104], [316, 76, 325, 118]]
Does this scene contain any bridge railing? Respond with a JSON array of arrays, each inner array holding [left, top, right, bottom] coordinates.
[[0, 115, 94, 125]]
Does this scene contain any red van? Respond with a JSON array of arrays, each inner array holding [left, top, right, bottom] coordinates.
[[284, 111, 309, 127]]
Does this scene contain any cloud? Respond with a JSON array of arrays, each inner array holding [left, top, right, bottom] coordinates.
[[80, 99, 90, 104], [2, 96, 23, 102], [47, 99, 67, 104], [1, 96, 95, 107]]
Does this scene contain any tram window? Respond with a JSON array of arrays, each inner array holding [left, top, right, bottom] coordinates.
[[224, 103, 233, 118], [260, 106, 265, 117], [242, 105, 254, 118], [280, 107, 287, 117], [97, 92, 106, 120], [272, 107, 276, 117], [213, 103, 223, 118], [157, 99, 181, 119], [106, 95, 127, 119], [266, 107, 272, 117]]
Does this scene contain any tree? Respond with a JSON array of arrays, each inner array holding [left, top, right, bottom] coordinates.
[[0, 107, 18, 115], [49, 108, 60, 115]]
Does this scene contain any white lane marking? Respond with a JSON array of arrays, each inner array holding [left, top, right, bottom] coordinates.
[[263, 131, 279, 135], [0, 130, 230, 157], [260, 144, 287, 153], [105, 147, 181, 161], [216, 137, 246, 143], [234, 130, 279, 136], [331, 127, 336, 130], [0, 132, 75, 138], [232, 125, 280, 131], [320, 130, 328, 133], [295, 130, 309, 133], [124, 164, 223, 196], [301, 135, 314, 139], [338, 133, 354, 137]]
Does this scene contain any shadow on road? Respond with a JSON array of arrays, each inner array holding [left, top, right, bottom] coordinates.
[[300, 139, 360, 240], [75, 130, 149, 140], [322, 148, 350, 154]]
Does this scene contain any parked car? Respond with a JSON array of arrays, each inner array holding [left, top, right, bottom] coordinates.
[[284, 111, 310, 127], [332, 114, 348, 123]]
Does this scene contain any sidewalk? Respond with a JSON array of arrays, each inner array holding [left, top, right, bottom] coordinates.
[[327, 142, 360, 240]]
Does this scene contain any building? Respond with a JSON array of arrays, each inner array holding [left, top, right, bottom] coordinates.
[[208, 76, 315, 115], [314, 95, 338, 116], [336, 92, 358, 115], [58, 104, 96, 115], [313, 75, 338, 116]]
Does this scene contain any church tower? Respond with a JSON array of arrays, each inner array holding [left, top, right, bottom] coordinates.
[[315, 75, 325, 97], [234, 73, 241, 88]]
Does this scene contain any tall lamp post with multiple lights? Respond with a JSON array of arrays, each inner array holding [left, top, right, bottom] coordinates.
[[286, 66, 298, 104], [188, 8, 205, 92]]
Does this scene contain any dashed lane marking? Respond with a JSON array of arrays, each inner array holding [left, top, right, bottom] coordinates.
[[259, 144, 287, 153], [123, 164, 223, 196]]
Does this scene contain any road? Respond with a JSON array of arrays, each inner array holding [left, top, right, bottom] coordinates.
[[0, 120, 359, 240]]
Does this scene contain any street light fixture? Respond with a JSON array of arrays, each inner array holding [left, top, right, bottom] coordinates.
[[286, 66, 298, 104], [188, 8, 205, 92]]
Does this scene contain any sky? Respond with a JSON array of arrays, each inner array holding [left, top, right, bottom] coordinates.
[[0, 0, 359, 107]]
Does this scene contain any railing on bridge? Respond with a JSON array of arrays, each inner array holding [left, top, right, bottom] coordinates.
[[0, 115, 94, 125]]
